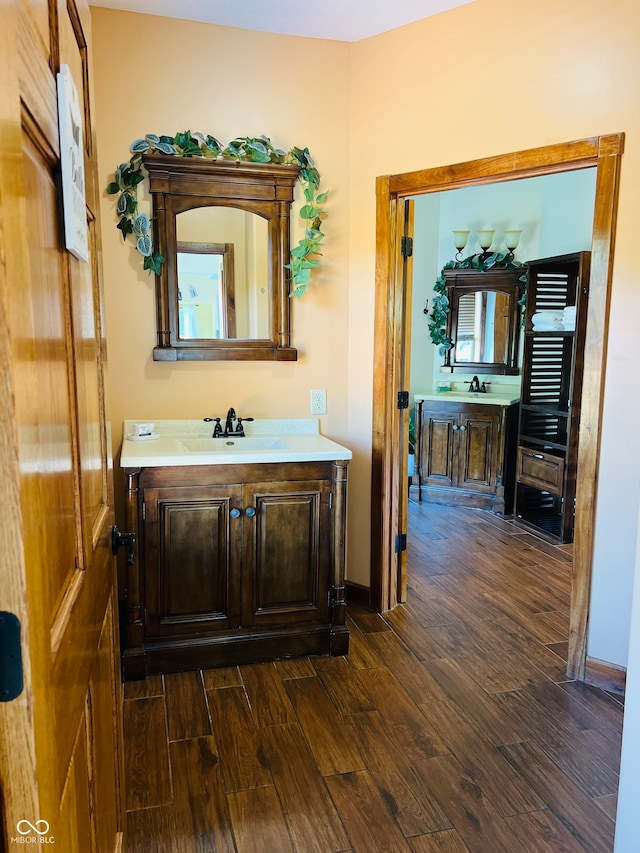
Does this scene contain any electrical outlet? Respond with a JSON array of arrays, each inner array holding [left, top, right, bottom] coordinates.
[[310, 389, 327, 415]]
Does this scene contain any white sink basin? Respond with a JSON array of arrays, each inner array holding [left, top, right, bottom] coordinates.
[[414, 392, 520, 406], [120, 418, 352, 468], [177, 437, 289, 453]]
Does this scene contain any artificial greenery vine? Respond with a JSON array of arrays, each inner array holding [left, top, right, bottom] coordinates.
[[427, 252, 527, 352], [106, 132, 327, 297]]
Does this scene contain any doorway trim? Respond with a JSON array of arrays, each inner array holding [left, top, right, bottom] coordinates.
[[371, 133, 624, 679]]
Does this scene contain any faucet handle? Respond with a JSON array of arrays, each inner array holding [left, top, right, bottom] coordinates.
[[235, 416, 254, 436], [212, 418, 223, 437]]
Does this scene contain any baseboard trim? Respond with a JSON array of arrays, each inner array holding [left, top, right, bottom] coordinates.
[[584, 656, 626, 696], [345, 581, 370, 609]]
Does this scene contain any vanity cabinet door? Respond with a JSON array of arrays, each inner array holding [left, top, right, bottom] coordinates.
[[421, 412, 457, 488], [143, 484, 243, 639], [456, 412, 498, 493], [242, 479, 331, 627]]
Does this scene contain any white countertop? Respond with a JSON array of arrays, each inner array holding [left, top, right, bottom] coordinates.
[[120, 418, 352, 468], [415, 393, 520, 406]]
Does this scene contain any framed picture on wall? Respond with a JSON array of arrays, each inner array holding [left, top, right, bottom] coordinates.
[[56, 63, 89, 263]]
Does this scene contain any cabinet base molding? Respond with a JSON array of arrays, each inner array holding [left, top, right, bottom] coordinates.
[[414, 486, 506, 514], [123, 624, 349, 680], [511, 513, 568, 545], [584, 656, 626, 697]]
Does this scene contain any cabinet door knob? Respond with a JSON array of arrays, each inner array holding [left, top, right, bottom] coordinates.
[[230, 508, 241, 519], [245, 507, 256, 518], [459, 425, 467, 431], [452, 424, 459, 431]]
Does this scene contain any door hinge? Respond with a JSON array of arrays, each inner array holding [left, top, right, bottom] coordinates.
[[329, 492, 333, 510], [0, 612, 23, 702], [142, 501, 146, 520], [401, 236, 413, 258], [397, 390, 409, 410], [395, 533, 407, 553]]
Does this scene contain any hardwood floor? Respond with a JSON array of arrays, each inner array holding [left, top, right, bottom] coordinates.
[[122, 500, 623, 852]]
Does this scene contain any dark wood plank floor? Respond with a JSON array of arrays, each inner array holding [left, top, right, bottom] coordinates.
[[122, 500, 623, 852]]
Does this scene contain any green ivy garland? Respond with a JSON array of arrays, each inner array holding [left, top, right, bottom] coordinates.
[[427, 252, 528, 352], [106, 131, 327, 297]]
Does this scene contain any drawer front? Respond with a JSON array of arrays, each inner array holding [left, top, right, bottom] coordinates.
[[517, 447, 565, 495]]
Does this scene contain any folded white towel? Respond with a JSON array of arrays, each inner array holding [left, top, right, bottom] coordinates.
[[532, 311, 563, 323], [532, 315, 564, 330]]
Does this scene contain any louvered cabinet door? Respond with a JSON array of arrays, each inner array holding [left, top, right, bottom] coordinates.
[[515, 252, 591, 543]]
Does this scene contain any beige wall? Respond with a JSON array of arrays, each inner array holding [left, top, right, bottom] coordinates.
[[93, 0, 640, 664], [91, 7, 352, 485]]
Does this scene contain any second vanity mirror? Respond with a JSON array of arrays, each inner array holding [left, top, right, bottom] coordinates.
[[442, 267, 524, 374], [144, 155, 300, 361]]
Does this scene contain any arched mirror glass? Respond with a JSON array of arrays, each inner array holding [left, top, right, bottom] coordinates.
[[176, 208, 269, 341], [144, 156, 299, 361], [453, 290, 512, 365], [443, 267, 524, 375]]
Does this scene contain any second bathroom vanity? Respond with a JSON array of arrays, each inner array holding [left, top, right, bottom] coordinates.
[[119, 418, 351, 679], [415, 391, 519, 514]]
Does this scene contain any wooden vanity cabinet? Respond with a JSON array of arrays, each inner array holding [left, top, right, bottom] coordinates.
[[416, 399, 518, 513], [122, 460, 348, 678]]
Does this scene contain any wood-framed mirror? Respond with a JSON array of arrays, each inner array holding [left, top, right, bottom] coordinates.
[[442, 267, 524, 374], [143, 155, 300, 361]]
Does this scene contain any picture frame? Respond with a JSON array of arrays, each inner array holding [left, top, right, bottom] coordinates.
[[56, 63, 88, 263]]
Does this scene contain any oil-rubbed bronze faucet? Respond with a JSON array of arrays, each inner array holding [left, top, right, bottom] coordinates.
[[211, 408, 254, 437], [224, 407, 236, 436], [466, 375, 481, 392]]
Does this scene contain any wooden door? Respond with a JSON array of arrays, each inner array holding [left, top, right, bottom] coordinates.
[[143, 485, 243, 639], [396, 199, 415, 603], [0, 1, 124, 850], [243, 480, 331, 626]]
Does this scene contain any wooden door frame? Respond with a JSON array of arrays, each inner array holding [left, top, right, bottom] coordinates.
[[371, 134, 624, 679]]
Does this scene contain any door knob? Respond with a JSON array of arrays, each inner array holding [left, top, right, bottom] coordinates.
[[111, 525, 136, 565], [459, 425, 467, 431], [452, 424, 459, 431], [230, 508, 241, 519], [245, 507, 256, 518]]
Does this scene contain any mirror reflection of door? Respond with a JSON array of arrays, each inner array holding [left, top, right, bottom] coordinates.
[[455, 290, 510, 364], [175, 206, 270, 340], [177, 242, 235, 339]]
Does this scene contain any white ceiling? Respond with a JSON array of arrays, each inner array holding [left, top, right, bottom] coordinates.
[[88, 0, 475, 42]]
